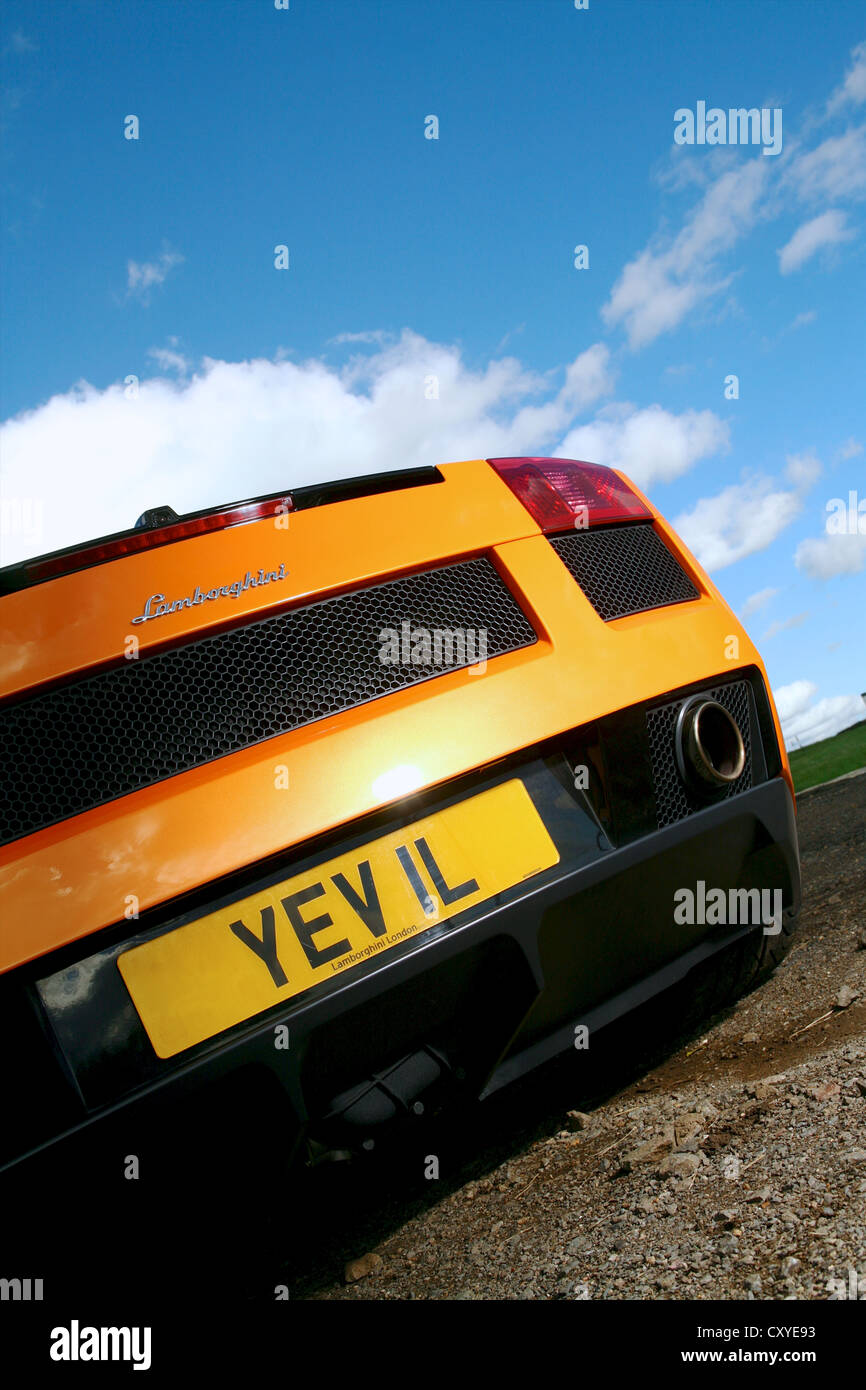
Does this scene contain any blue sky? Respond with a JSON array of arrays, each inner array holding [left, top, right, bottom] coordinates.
[[1, 0, 864, 746]]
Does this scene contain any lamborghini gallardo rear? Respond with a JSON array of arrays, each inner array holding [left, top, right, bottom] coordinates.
[[0, 457, 800, 1180]]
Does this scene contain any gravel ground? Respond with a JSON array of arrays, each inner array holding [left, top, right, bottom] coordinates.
[[287, 772, 865, 1301]]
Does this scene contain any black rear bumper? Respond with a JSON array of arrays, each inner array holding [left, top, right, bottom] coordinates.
[[0, 727, 799, 1181]]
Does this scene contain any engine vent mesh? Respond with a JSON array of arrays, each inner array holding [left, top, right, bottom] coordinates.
[[1, 557, 536, 845], [549, 523, 698, 621]]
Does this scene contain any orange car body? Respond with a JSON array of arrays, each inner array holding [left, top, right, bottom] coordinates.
[[0, 457, 799, 1173]]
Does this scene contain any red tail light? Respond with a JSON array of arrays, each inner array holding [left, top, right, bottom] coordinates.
[[487, 457, 651, 533], [5, 496, 294, 590]]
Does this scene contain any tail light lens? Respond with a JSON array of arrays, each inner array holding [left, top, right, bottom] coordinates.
[[487, 457, 651, 533], [2, 495, 294, 591]]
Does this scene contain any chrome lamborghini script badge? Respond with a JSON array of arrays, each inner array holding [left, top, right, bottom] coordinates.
[[131, 563, 288, 624]]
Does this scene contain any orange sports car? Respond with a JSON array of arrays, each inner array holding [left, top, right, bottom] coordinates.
[[0, 457, 800, 1181]]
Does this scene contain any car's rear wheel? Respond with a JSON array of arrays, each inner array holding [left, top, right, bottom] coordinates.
[[678, 909, 799, 1027]]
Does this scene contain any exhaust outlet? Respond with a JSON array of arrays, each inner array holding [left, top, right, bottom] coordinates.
[[675, 697, 746, 792]]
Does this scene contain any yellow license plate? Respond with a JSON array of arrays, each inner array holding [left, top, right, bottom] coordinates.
[[118, 778, 559, 1058]]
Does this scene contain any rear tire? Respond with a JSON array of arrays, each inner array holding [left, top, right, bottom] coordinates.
[[679, 908, 799, 1027]]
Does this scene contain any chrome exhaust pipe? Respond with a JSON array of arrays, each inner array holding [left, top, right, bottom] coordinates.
[[675, 697, 746, 791]]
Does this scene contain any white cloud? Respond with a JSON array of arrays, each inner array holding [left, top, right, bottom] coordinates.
[[839, 436, 863, 460], [604, 46, 866, 352], [126, 248, 184, 301], [560, 343, 617, 411], [774, 679, 866, 749], [556, 404, 728, 490], [784, 451, 822, 489], [147, 341, 190, 376], [788, 126, 866, 203], [777, 210, 854, 272], [762, 610, 810, 640], [602, 248, 706, 351], [774, 679, 818, 724], [740, 586, 779, 619], [795, 530, 866, 580], [328, 330, 390, 346], [762, 309, 818, 351], [8, 30, 37, 53], [673, 476, 804, 572], [0, 333, 627, 564], [672, 448, 820, 574], [827, 40, 866, 115], [0, 333, 735, 566], [602, 161, 767, 348]]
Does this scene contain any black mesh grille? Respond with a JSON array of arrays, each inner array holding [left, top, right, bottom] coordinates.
[[647, 680, 753, 829], [0, 558, 536, 845], [549, 523, 698, 621], [752, 676, 782, 780]]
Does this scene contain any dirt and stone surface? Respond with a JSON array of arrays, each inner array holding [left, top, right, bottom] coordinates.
[[276, 773, 865, 1302]]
